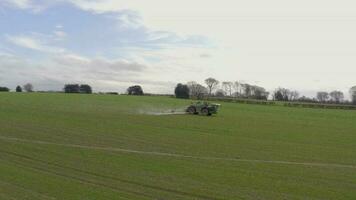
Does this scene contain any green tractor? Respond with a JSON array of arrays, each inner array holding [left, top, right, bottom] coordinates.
[[186, 102, 220, 116]]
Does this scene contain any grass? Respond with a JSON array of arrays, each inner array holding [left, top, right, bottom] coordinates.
[[0, 93, 356, 200]]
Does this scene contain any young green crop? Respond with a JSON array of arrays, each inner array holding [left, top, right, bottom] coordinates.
[[0, 93, 356, 200]]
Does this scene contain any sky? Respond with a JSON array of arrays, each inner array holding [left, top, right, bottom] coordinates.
[[1, 0, 356, 97]]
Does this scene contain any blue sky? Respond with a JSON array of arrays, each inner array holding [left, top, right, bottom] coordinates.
[[1, 4, 201, 58], [1, 0, 356, 96]]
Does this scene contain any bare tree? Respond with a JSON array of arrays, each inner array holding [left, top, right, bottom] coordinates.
[[350, 86, 356, 104], [298, 96, 317, 103], [240, 83, 252, 98], [23, 83, 34, 92], [250, 85, 269, 100], [233, 81, 242, 97], [316, 92, 329, 102], [289, 90, 300, 101], [215, 89, 226, 97], [205, 78, 219, 96], [222, 81, 233, 97], [187, 81, 208, 99], [329, 91, 344, 103], [273, 88, 290, 101]]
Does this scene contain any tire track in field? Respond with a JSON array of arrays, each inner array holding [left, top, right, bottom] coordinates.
[[0, 192, 17, 200], [0, 156, 153, 199], [0, 179, 56, 200], [0, 150, 222, 200], [1, 136, 356, 169]]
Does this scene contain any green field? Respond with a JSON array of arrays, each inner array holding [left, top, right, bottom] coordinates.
[[0, 93, 356, 200]]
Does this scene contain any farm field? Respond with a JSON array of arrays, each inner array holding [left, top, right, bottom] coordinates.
[[0, 93, 356, 200]]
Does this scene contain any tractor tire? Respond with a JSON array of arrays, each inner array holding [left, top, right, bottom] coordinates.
[[187, 106, 196, 115], [201, 108, 210, 116]]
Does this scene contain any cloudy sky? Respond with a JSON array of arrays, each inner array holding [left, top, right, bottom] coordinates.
[[1, 0, 356, 96]]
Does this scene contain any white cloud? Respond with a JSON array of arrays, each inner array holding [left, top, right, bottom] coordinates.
[[55, 24, 63, 29], [62, 54, 175, 93], [115, 11, 143, 29], [7, 35, 66, 53], [62, 0, 356, 35], [1, 0, 50, 12], [7, 36, 43, 50], [53, 31, 67, 38], [0, 54, 41, 88], [2, 0, 31, 9], [3, 0, 356, 95], [0, 53, 172, 93], [38, 54, 154, 91], [53, 54, 147, 73]]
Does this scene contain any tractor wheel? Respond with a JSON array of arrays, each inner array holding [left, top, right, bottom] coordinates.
[[201, 108, 210, 116], [187, 106, 196, 115]]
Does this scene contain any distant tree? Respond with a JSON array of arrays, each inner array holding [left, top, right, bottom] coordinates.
[[329, 91, 344, 103], [233, 81, 242, 97], [288, 90, 300, 101], [273, 90, 283, 101], [273, 88, 290, 101], [64, 84, 80, 93], [127, 85, 144, 95], [23, 83, 34, 92], [187, 81, 208, 100], [79, 84, 92, 94], [215, 89, 226, 97], [16, 85, 22, 92], [241, 84, 252, 98], [281, 88, 291, 101], [222, 82, 233, 97], [316, 92, 329, 102], [106, 92, 119, 95], [205, 77, 219, 96], [298, 96, 317, 103], [350, 86, 356, 104], [0, 87, 10, 92], [174, 83, 190, 99], [251, 86, 269, 100]]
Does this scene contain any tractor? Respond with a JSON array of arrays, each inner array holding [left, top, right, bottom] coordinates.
[[186, 102, 220, 116]]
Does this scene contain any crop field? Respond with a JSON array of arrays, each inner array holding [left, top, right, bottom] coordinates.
[[0, 93, 356, 200]]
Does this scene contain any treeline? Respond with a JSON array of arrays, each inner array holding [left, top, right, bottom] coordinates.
[[272, 89, 355, 104], [174, 77, 356, 105], [0, 83, 144, 95], [175, 78, 269, 101], [0, 82, 145, 96], [283, 102, 356, 110], [0, 87, 10, 92], [0, 83, 34, 93], [64, 84, 92, 94], [63, 84, 145, 95], [2, 79, 356, 105]]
